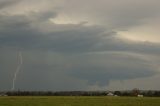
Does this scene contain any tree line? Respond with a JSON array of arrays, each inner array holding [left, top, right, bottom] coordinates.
[[1, 89, 160, 97]]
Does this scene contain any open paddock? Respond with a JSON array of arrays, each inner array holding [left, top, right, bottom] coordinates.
[[0, 96, 160, 106]]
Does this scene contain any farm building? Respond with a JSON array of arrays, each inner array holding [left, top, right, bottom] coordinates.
[[107, 92, 114, 96]]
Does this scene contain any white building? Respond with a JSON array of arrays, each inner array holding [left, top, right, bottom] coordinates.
[[107, 92, 114, 96], [137, 94, 143, 97]]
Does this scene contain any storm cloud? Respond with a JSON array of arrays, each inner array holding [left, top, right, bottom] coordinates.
[[0, 0, 160, 91]]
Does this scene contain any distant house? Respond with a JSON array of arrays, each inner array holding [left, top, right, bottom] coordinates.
[[137, 94, 143, 97], [107, 92, 114, 96]]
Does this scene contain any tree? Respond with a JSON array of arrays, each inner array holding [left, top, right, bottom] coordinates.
[[132, 88, 140, 96]]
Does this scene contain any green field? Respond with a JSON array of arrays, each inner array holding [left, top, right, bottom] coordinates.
[[0, 96, 160, 106]]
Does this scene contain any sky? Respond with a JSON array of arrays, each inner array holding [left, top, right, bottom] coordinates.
[[0, 0, 160, 91]]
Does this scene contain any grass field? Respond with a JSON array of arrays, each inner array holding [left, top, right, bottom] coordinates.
[[0, 96, 160, 106]]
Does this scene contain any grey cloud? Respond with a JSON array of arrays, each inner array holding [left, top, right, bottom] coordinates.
[[0, 49, 21, 90], [0, 2, 160, 55], [0, 49, 89, 91], [16, 66, 88, 91], [0, 13, 106, 52], [0, 0, 20, 9], [0, 49, 157, 90], [68, 52, 156, 86], [61, 0, 160, 30], [1, 12, 160, 56], [103, 0, 160, 29], [0, 11, 56, 30], [91, 36, 160, 55]]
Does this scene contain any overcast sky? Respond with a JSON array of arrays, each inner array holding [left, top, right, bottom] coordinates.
[[0, 0, 160, 91]]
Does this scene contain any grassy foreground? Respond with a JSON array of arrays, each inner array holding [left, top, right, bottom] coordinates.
[[0, 96, 160, 106]]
